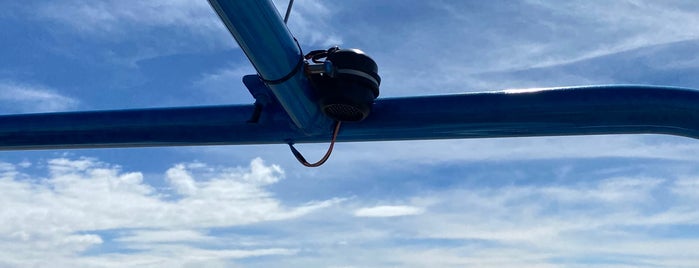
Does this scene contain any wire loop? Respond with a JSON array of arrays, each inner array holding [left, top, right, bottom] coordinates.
[[288, 121, 342, 167]]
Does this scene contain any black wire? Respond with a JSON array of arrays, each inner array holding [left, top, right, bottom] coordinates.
[[281, 0, 339, 167], [283, 0, 295, 23], [258, 38, 303, 85], [288, 121, 342, 167]]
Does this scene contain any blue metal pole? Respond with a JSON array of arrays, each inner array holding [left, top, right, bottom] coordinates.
[[1, 85, 699, 150], [341, 85, 699, 142], [0, 104, 292, 150], [207, 0, 331, 133]]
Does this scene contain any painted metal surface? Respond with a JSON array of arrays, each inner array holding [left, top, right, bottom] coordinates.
[[207, 0, 331, 132], [1, 85, 699, 150]]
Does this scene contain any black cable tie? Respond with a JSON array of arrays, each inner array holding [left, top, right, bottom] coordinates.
[[259, 39, 304, 85]]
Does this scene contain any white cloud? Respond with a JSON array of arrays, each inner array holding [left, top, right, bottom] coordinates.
[[406, 178, 697, 244], [0, 81, 78, 113], [2, 154, 697, 267], [0, 157, 337, 267], [166, 164, 198, 196], [172, 171, 698, 268], [354, 205, 424, 218], [296, 174, 699, 267]]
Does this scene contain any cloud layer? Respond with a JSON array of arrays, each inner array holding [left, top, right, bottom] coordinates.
[[2, 155, 698, 267], [0, 157, 336, 267]]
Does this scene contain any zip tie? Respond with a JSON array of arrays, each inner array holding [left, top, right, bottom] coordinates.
[[259, 38, 304, 85]]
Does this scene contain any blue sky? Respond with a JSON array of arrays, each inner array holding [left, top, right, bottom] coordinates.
[[2, 0, 699, 267]]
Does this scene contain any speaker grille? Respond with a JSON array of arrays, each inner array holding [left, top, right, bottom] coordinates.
[[323, 104, 365, 122]]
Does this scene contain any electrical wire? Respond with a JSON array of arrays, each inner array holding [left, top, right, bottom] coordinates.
[[258, 38, 304, 85], [281, 0, 340, 168], [283, 0, 295, 23], [288, 121, 342, 167], [259, 0, 302, 84]]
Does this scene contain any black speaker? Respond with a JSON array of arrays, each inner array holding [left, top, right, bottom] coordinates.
[[307, 48, 380, 122]]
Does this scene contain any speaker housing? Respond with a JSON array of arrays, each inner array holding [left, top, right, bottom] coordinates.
[[307, 48, 380, 122]]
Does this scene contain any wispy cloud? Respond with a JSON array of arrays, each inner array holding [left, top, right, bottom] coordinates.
[[192, 64, 257, 104], [354, 205, 424, 217], [28, 0, 341, 63], [115, 229, 214, 244], [280, 174, 699, 267], [435, 1, 699, 71], [33, 1, 224, 41], [358, 1, 699, 95], [0, 81, 78, 113], [272, 0, 343, 47], [326, 135, 699, 169], [671, 177, 699, 200], [23, 1, 233, 67]]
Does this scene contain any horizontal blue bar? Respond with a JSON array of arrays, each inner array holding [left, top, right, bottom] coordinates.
[[0, 85, 698, 150], [345, 85, 699, 142]]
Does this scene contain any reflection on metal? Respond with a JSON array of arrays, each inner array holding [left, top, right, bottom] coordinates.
[[1, 85, 699, 150]]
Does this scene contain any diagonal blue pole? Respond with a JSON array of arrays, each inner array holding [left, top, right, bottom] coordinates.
[[207, 0, 331, 133]]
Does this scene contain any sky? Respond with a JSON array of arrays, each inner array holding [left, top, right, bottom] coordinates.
[[1, 0, 699, 267]]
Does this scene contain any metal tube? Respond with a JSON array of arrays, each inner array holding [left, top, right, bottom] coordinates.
[[1, 85, 699, 150], [207, 0, 330, 132], [0, 104, 294, 150], [340, 85, 699, 142]]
